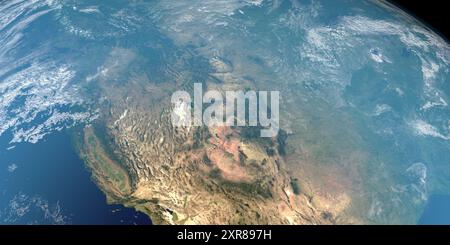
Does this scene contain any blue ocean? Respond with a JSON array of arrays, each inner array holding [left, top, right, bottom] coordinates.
[[419, 195, 450, 225], [0, 130, 151, 225]]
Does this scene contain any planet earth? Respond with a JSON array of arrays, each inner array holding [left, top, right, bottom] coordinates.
[[0, 0, 449, 224]]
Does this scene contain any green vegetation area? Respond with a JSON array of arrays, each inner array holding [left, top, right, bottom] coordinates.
[[81, 127, 132, 197]]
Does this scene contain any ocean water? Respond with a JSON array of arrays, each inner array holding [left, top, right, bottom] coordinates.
[[419, 195, 450, 225], [0, 130, 151, 225]]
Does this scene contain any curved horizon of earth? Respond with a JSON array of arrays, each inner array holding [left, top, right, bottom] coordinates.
[[0, 0, 449, 224]]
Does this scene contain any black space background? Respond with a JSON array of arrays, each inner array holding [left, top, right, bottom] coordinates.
[[389, 0, 449, 40]]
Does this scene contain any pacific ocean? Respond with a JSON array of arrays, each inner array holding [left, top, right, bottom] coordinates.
[[0, 130, 151, 225]]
